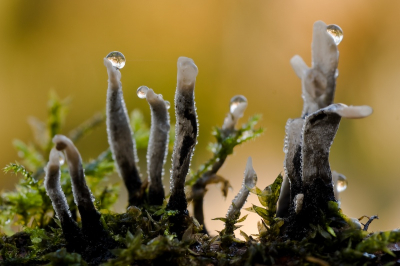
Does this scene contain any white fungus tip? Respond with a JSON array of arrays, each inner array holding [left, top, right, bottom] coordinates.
[[232, 101, 248, 120], [290, 55, 309, 79], [334, 104, 373, 119], [53, 134, 70, 150], [244, 157, 257, 189], [103, 57, 121, 84], [49, 148, 61, 166], [177, 57, 198, 86], [145, 88, 159, 103]]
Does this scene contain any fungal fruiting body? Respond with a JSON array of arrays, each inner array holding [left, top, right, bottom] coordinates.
[[226, 157, 257, 220], [167, 57, 199, 212], [145, 88, 170, 206], [192, 94, 248, 234], [104, 58, 142, 206], [278, 21, 373, 238]]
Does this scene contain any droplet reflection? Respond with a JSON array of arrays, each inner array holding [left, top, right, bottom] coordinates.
[[230, 95, 247, 113], [137, 86, 149, 99], [337, 174, 348, 192], [106, 51, 126, 69], [326, 24, 343, 45]]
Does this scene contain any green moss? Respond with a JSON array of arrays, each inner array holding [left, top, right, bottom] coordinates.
[[1, 95, 399, 266]]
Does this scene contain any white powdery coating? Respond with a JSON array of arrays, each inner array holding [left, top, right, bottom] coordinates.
[[294, 193, 304, 214], [291, 21, 339, 117], [104, 58, 141, 199], [283, 118, 303, 181], [222, 102, 248, 130], [146, 89, 170, 195], [333, 104, 373, 119], [290, 55, 309, 80], [169, 57, 199, 197], [226, 157, 257, 219], [53, 135, 96, 212], [44, 148, 71, 221], [177, 57, 198, 86]]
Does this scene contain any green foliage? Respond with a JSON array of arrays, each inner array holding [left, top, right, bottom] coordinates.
[[44, 248, 88, 266], [1, 94, 119, 233], [186, 114, 263, 187]]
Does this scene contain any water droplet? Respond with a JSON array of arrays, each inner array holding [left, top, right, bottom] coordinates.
[[230, 95, 247, 113], [59, 152, 65, 166], [165, 101, 171, 109], [335, 69, 339, 78], [137, 86, 149, 99], [326, 24, 343, 45], [337, 175, 348, 192], [106, 51, 126, 69]]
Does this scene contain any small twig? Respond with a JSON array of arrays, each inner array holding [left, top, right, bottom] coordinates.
[[361, 215, 379, 231]]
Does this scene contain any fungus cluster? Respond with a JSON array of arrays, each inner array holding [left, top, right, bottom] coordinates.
[[6, 20, 400, 266]]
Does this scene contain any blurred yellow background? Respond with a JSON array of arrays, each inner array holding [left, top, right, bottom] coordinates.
[[1, 1, 400, 236]]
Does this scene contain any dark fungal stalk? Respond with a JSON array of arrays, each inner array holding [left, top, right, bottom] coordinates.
[[145, 88, 170, 206], [44, 148, 83, 251], [52, 135, 117, 263], [167, 57, 199, 213], [104, 58, 142, 206]]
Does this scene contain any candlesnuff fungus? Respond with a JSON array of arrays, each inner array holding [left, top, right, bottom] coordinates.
[[104, 58, 142, 206], [290, 20, 339, 118], [226, 157, 257, 220], [49, 135, 117, 263], [53, 135, 102, 237], [7, 20, 400, 265], [44, 148, 82, 248], [141, 87, 170, 206], [276, 20, 373, 239], [167, 57, 199, 212], [222, 95, 248, 131], [192, 94, 248, 233]]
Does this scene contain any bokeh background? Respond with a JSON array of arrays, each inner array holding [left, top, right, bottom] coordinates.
[[1, 1, 400, 236]]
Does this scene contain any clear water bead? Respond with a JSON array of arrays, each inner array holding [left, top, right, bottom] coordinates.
[[337, 175, 348, 192], [230, 95, 247, 113], [165, 101, 171, 109], [59, 152, 65, 166], [106, 51, 126, 69], [137, 86, 149, 99], [326, 24, 343, 45]]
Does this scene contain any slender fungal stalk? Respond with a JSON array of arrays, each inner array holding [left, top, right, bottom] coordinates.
[[222, 98, 248, 131], [226, 157, 257, 220], [167, 57, 199, 212], [146, 88, 170, 205], [44, 147, 84, 250], [104, 58, 142, 206], [53, 134, 102, 238]]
